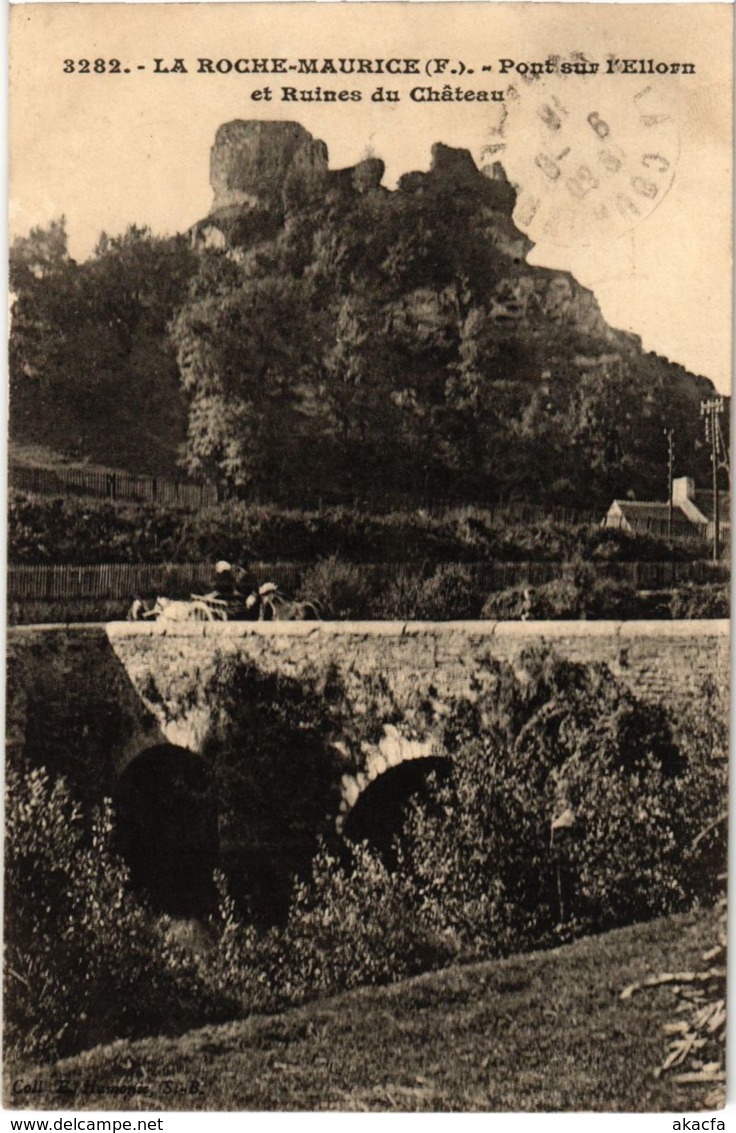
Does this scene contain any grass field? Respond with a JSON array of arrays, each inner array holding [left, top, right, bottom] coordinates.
[[6, 907, 720, 1113], [8, 442, 126, 475]]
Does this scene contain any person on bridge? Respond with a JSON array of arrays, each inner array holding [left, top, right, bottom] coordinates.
[[521, 587, 536, 621], [209, 561, 254, 619], [212, 560, 238, 598]]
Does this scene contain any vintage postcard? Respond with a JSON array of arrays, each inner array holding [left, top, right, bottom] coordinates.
[[6, 1, 731, 1117]]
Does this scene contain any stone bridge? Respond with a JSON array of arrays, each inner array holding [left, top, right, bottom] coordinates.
[[7, 620, 728, 917]]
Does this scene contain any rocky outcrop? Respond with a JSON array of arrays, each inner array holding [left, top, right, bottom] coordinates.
[[189, 118, 717, 495], [196, 119, 645, 372], [209, 120, 329, 213], [198, 119, 536, 262]]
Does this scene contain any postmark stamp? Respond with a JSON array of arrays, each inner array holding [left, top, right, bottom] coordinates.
[[484, 58, 680, 248]]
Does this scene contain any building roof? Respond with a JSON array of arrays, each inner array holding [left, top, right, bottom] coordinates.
[[610, 501, 672, 522], [606, 499, 701, 537]]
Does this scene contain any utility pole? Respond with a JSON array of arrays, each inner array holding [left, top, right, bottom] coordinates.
[[715, 406, 731, 491], [663, 428, 674, 538], [700, 397, 724, 562]]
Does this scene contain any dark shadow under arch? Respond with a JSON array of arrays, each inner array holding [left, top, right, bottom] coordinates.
[[113, 745, 218, 917], [342, 756, 450, 860]]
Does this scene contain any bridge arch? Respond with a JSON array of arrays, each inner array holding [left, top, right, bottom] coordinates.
[[337, 720, 446, 852], [340, 752, 450, 858], [112, 744, 218, 917]]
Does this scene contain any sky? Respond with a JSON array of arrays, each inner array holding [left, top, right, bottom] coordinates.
[[9, 2, 733, 393]]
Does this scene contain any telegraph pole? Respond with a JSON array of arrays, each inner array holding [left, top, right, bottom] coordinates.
[[700, 397, 724, 562], [715, 406, 731, 491], [663, 428, 674, 538]]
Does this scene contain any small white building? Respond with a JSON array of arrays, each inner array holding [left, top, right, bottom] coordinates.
[[605, 476, 730, 539]]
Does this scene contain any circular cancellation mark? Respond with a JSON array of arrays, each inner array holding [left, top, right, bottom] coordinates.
[[488, 61, 681, 248]]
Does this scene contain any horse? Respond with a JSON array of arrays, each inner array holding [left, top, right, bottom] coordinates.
[[126, 585, 320, 623], [246, 583, 322, 621], [127, 597, 155, 621]]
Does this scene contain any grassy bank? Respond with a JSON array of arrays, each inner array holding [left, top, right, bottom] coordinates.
[[6, 907, 719, 1112]]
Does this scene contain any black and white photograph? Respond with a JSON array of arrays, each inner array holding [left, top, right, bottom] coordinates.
[[5, 1, 731, 1116]]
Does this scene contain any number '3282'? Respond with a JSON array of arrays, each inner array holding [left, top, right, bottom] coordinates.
[[63, 59, 123, 72]]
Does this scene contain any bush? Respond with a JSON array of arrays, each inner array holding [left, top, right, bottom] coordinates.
[[483, 579, 564, 619], [279, 842, 456, 999], [4, 766, 235, 1062], [187, 873, 285, 1016], [195, 647, 718, 1006], [481, 569, 640, 620], [201, 655, 354, 921], [372, 565, 428, 619], [199, 844, 456, 1013], [673, 681, 729, 905], [481, 579, 578, 620], [378, 563, 484, 620], [9, 489, 712, 567], [579, 574, 639, 618], [393, 649, 722, 952], [584, 524, 705, 564], [670, 583, 730, 619], [297, 554, 377, 619]]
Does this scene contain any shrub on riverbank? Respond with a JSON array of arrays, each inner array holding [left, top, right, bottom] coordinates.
[[4, 767, 235, 1063]]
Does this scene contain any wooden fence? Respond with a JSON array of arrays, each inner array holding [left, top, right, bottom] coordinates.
[[9, 465, 219, 509], [7, 559, 729, 604]]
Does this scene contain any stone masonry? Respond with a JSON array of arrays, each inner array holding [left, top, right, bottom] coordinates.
[[6, 620, 728, 815]]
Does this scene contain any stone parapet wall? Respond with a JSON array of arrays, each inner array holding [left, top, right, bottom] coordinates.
[[101, 618, 729, 708], [6, 621, 728, 801], [10, 618, 730, 705]]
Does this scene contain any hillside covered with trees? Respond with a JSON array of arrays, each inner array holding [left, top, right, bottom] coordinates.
[[9, 121, 722, 508]]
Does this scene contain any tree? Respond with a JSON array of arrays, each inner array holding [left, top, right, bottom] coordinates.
[[9, 218, 77, 386], [89, 226, 196, 356], [11, 154, 725, 506], [172, 260, 318, 491], [9, 222, 196, 471]]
